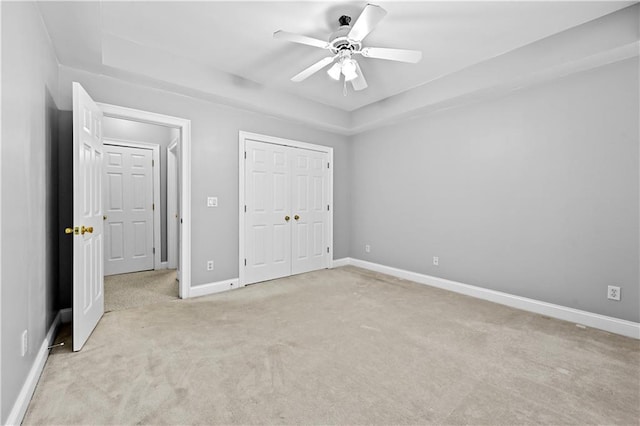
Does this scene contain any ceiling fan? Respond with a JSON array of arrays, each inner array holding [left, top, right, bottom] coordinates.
[[273, 3, 422, 92]]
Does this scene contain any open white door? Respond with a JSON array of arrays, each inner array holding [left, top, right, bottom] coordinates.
[[72, 82, 105, 351], [167, 139, 179, 271]]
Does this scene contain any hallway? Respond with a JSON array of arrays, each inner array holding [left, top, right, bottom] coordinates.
[[105, 269, 179, 312]]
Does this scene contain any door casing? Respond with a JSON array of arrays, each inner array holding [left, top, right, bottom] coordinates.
[[98, 103, 192, 298], [239, 131, 334, 286]]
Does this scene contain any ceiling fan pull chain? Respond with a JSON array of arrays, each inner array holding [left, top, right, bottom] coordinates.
[[343, 79, 348, 96]]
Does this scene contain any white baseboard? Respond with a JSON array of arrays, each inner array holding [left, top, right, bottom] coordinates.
[[5, 311, 61, 426], [331, 258, 351, 268], [59, 308, 72, 324], [341, 257, 640, 339], [189, 278, 242, 298]]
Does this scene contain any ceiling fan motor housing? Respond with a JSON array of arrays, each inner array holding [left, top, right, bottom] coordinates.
[[329, 15, 362, 54]]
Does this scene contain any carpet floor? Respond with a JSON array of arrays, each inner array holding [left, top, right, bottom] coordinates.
[[24, 266, 639, 425], [104, 269, 179, 312]]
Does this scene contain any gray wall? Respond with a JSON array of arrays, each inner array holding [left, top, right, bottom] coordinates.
[[0, 2, 60, 422], [56, 65, 351, 307], [349, 58, 639, 322], [103, 117, 176, 263]]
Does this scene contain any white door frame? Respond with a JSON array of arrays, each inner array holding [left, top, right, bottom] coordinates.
[[99, 103, 192, 298], [167, 138, 179, 270], [103, 139, 162, 271], [238, 131, 334, 286]]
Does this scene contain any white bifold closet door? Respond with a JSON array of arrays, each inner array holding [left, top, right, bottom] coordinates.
[[245, 140, 329, 285], [103, 144, 155, 276]]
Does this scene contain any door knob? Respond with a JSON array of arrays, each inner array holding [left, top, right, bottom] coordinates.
[[81, 226, 94, 235], [103, 215, 107, 221], [294, 215, 300, 221], [285, 216, 290, 222], [64, 227, 78, 235]]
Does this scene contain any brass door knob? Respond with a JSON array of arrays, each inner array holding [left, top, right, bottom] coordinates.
[[81, 226, 94, 235], [285, 216, 290, 222], [294, 215, 300, 221]]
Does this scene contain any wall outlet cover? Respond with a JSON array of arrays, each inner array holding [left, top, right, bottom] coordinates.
[[607, 285, 621, 301]]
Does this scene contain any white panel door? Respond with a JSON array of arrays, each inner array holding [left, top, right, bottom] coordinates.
[[72, 82, 104, 351], [167, 142, 179, 270], [291, 149, 329, 275], [244, 140, 292, 284], [103, 144, 154, 276]]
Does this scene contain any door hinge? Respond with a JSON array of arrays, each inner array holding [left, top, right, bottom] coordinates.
[[152, 159, 155, 167], [327, 247, 330, 253], [244, 259, 247, 266], [244, 205, 247, 212], [152, 203, 155, 211], [327, 162, 330, 169], [244, 151, 247, 159], [327, 204, 330, 211], [153, 247, 156, 254]]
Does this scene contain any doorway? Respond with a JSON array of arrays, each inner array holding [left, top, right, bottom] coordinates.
[[99, 103, 192, 299], [239, 131, 334, 286], [70, 83, 192, 351]]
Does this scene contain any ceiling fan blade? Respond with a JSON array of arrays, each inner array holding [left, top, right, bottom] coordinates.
[[351, 61, 368, 91], [291, 56, 335, 82], [273, 30, 329, 49], [361, 47, 422, 63], [348, 4, 387, 42]]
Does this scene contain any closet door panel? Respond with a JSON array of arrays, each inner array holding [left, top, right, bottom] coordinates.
[[244, 140, 292, 284], [291, 149, 329, 275]]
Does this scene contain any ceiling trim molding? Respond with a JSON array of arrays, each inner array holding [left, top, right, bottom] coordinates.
[[349, 4, 640, 134], [54, 5, 639, 138], [101, 33, 352, 134]]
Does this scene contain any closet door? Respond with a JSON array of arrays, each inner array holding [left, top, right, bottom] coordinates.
[[291, 149, 329, 275], [244, 140, 292, 284]]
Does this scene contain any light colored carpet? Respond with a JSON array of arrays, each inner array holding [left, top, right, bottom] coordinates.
[[24, 266, 639, 425], [104, 269, 179, 312]]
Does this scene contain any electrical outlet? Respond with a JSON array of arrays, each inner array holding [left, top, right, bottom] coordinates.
[[207, 260, 214, 271], [365, 244, 371, 253], [21, 330, 28, 357], [433, 256, 439, 266], [607, 285, 621, 301], [207, 197, 218, 207]]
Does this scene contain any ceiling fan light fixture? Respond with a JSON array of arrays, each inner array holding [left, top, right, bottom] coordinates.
[[327, 62, 341, 80], [342, 59, 358, 81]]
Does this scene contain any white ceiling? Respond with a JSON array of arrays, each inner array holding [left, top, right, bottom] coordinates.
[[38, 1, 636, 129]]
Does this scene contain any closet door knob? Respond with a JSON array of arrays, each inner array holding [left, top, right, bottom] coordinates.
[[294, 215, 300, 221], [285, 216, 290, 222]]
